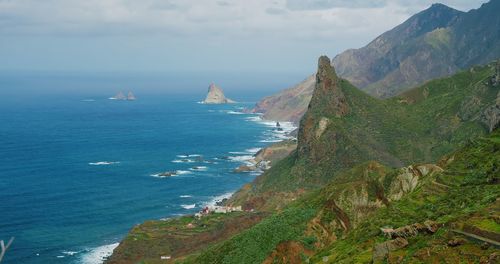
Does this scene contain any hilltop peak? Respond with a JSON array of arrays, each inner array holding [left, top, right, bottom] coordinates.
[[429, 3, 452, 9], [422, 2, 460, 16], [297, 56, 348, 158], [311, 56, 347, 118]]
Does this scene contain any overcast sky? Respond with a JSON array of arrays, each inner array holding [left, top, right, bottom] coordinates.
[[0, 0, 488, 74]]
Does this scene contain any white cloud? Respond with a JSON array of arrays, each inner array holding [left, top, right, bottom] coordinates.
[[0, 0, 489, 72], [0, 0, 486, 38]]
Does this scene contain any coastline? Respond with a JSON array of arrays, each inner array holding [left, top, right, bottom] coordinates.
[[87, 106, 297, 264]]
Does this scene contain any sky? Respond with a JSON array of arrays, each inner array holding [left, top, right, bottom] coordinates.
[[0, 0, 489, 74]]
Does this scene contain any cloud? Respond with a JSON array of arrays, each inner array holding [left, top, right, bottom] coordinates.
[[149, 1, 179, 10], [286, 0, 387, 10], [0, 0, 487, 38], [0, 0, 490, 72], [266, 7, 287, 15]]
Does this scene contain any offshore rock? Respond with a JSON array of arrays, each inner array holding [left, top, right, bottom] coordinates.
[[203, 83, 235, 104]]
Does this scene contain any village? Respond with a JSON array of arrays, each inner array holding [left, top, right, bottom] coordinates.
[[194, 205, 243, 219]]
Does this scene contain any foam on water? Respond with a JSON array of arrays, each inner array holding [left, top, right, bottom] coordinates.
[[227, 110, 245, 115], [202, 192, 234, 208], [189, 166, 208, 171], [79, 243, 119, 264], [181, 204, 196, 209], [150, 170, 193, 178], [171, 159, 196, 163], [245, 148, 261, 154], [179, 195, 192, 198], [88, 161, 120, 166], [62, 250, 79, 256]]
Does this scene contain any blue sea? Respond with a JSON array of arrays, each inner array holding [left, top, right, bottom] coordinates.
[[0, 72, 298, 263]]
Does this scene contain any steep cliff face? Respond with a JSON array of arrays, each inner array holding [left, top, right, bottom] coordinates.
[[298, 56, 348, 158], [251, 75, 315, 124], [203, 83, 235, 104]]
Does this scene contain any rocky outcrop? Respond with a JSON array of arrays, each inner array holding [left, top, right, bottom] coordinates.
[[298, 56, 348, 158], [233, 165, 256, 173], [250, 75, 315, 124], [253, 140, 296, 168], [373, 237, 409, 262], [387, 164, 443, 201], [233, 140, 297, 173], [381, 220, 440, 239], [203, 83, 235, 104], [481, 91, 500, 132]]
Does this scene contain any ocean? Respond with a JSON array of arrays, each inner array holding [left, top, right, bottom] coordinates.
[[0, 72, 297, 263]]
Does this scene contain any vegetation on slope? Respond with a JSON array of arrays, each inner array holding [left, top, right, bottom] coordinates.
[[106, 212, 267, 264], [181, 129, 499, 264], [231, 57, 499, 211]]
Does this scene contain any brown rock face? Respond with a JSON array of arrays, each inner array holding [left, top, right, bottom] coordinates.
[[312, 56, 349, 117], [297, 56, 348, 158], [251, 75, 315, 124]]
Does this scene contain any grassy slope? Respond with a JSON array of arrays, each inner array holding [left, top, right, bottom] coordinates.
[[181, 129, 499, 264], [313, 131, 500, 263], [232, 62, 497, 212], [106, 212, 267, 264]]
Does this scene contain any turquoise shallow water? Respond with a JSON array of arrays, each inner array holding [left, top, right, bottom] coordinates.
[[0, 74, 295, 263]]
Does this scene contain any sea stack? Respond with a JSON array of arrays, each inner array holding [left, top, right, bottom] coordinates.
[[202, 83, 235, 104]]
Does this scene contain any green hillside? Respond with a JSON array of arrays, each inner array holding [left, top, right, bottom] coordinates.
[[107, 57, 499, 263], [231, 57, 498, 211], [181, 128, 499, 264]]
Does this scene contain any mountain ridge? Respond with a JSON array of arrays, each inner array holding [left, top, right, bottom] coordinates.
[[251, 1, 500, 123]]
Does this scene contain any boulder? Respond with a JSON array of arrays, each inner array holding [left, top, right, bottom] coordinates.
[[447, 237, 466, 247], [233, 165, 256, 173]]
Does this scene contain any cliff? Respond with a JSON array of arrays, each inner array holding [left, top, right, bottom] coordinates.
[[251, 75, 315, 124], [203, 83, 235, 104]]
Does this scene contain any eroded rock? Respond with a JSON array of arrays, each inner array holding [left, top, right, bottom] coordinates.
[[373, 237, 408, 262], [203, 83, 235, 104]]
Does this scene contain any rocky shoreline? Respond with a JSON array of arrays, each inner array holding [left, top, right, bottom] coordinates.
[[104, 116, 297, 264]]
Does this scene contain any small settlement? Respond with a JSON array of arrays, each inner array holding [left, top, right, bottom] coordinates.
[[194, 205, 243, 218]]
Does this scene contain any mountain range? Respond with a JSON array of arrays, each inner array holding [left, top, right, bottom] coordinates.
[[253, 0, 500, 123]]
